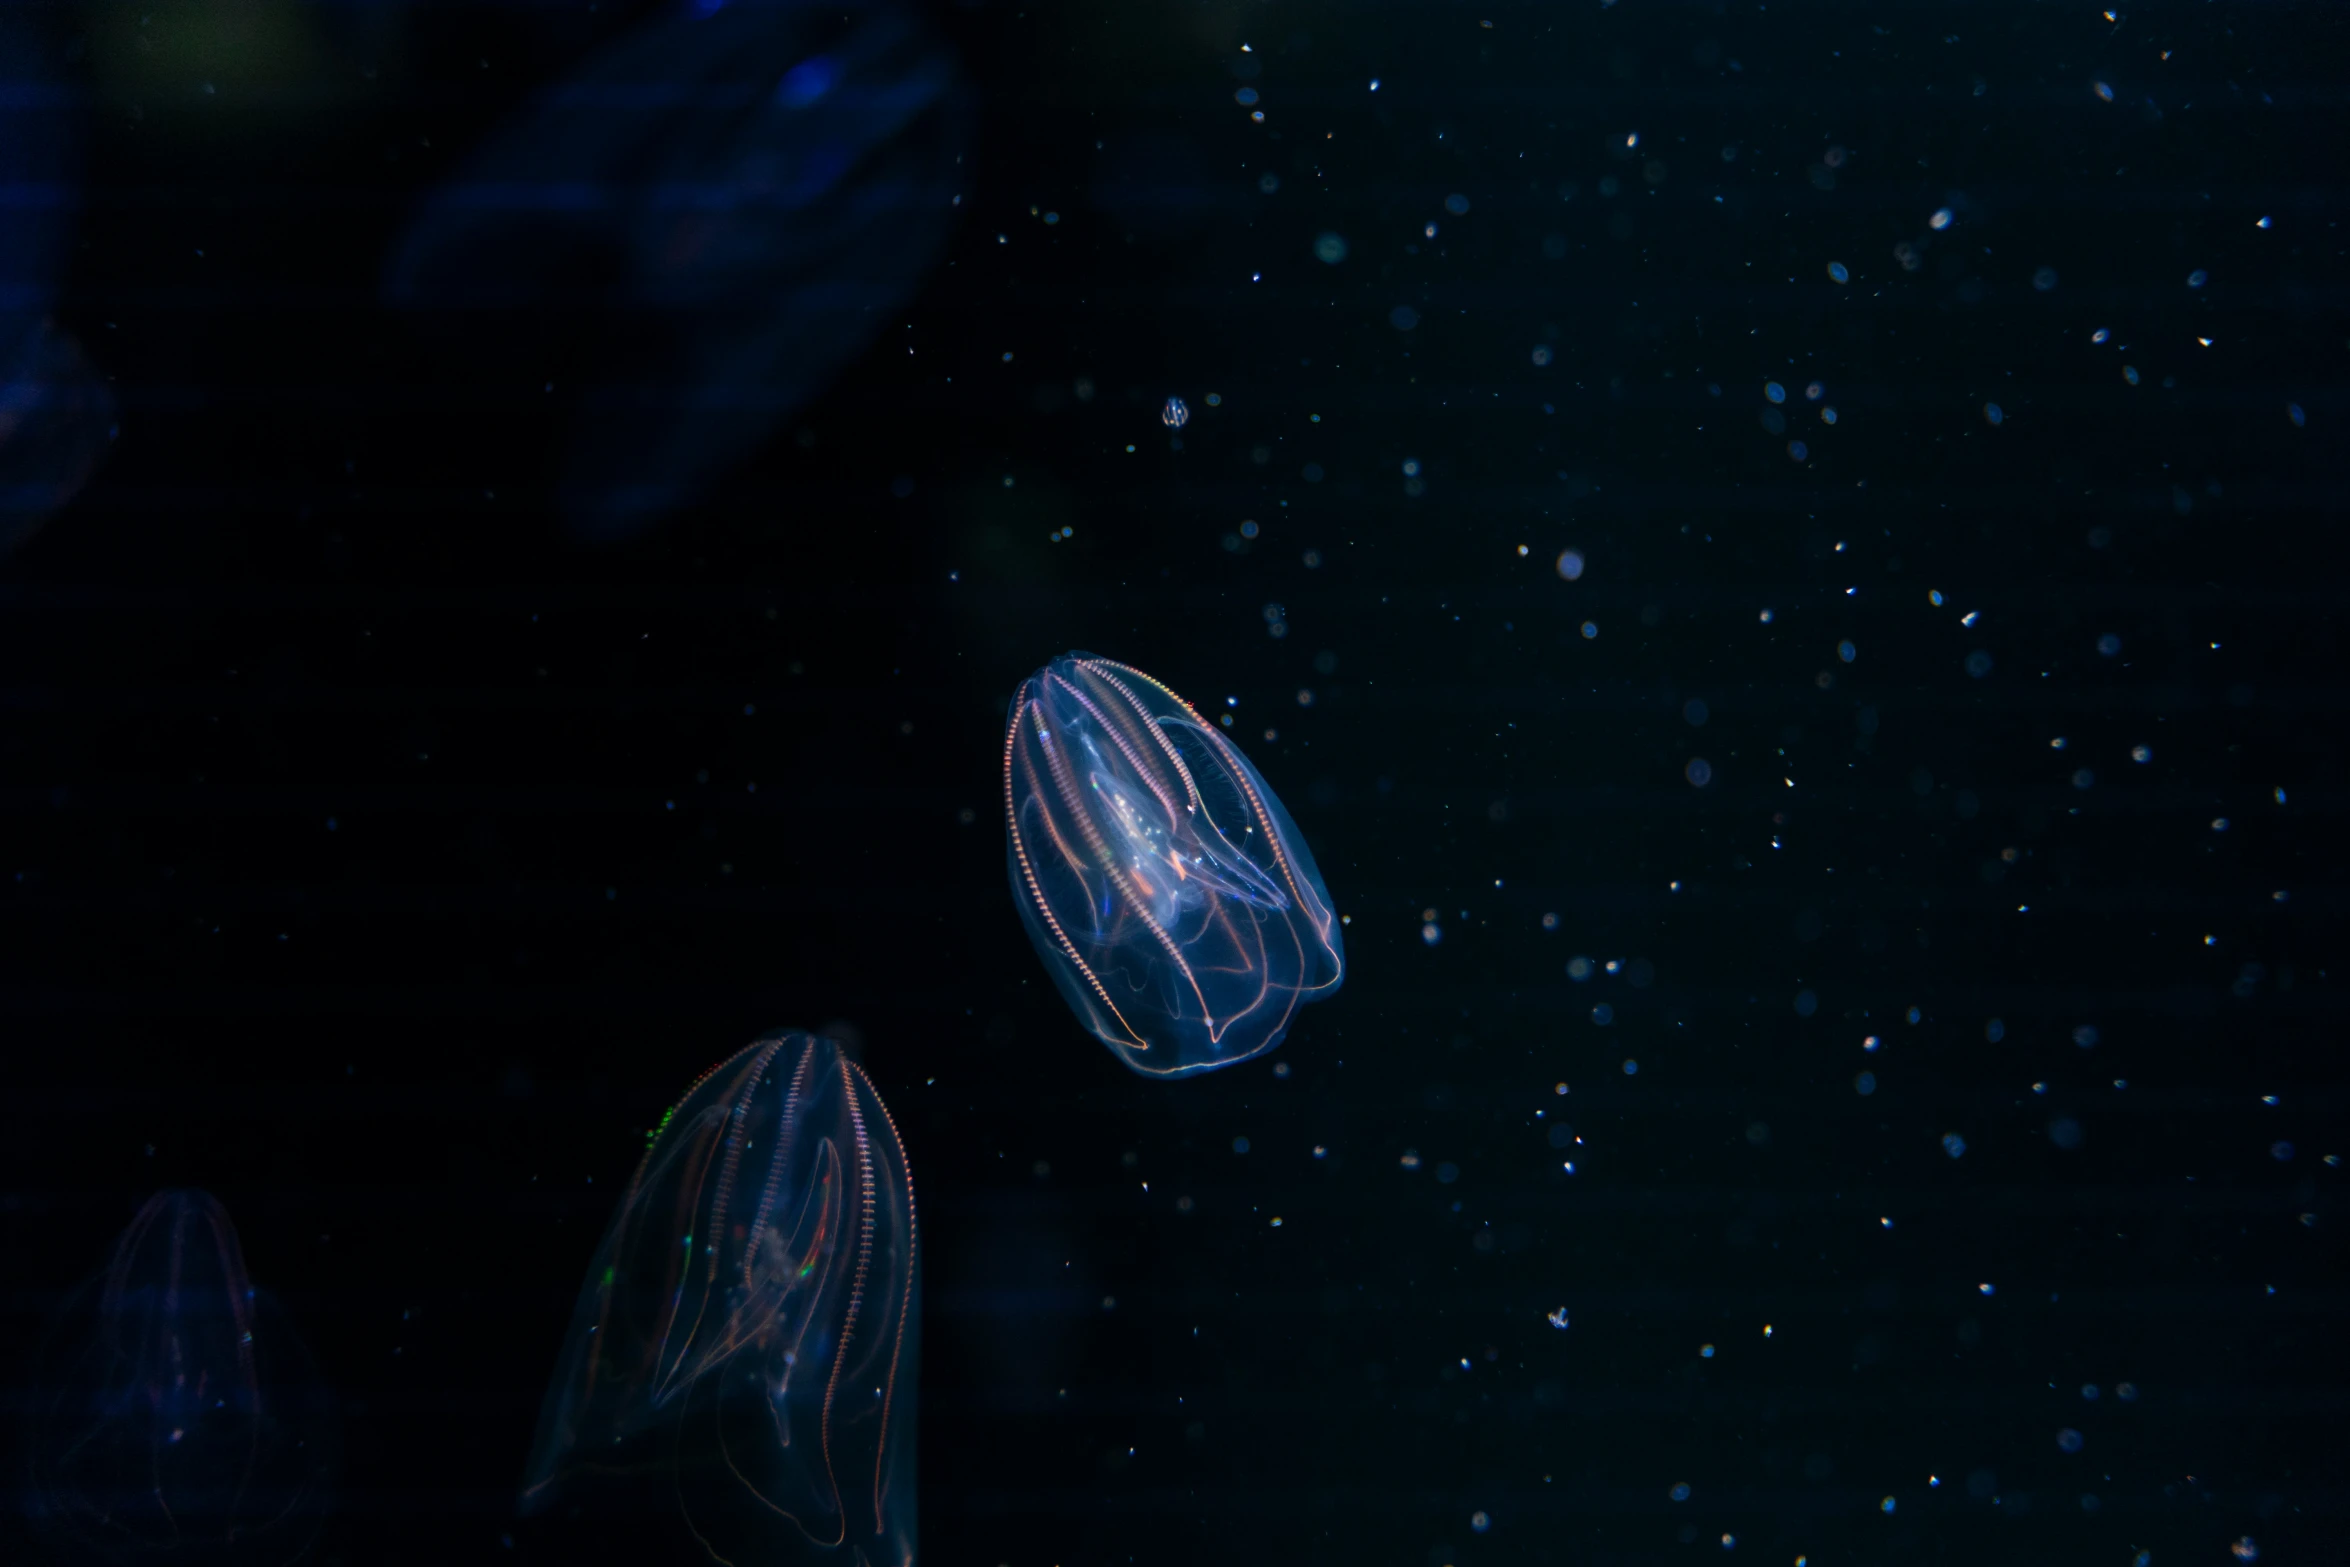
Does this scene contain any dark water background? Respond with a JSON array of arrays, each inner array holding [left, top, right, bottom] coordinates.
[[3, 1, 2345, 1564]]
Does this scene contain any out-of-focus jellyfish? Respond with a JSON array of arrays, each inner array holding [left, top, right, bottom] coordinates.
[[522, 1030, 918, 1566], [1, 11, 113, 558], [1003, 652, 1344, 1077], [25, 1190, 339, 1564], [384, 0, 968, 540]]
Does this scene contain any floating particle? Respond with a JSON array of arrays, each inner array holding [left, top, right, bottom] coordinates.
[[1827, 261, 1849, 283], [1421, 921, 1442, 946], [1555, 548, 1585, 580], [1622, 1059, 1639, 1076], [1389, 305, 1420, 331], [1567, 955, 1593, 980], [2231, 1539, 2258, 1564], [2056, 1428, 2083, 1453], [2288, 403, 2305, 427], [1435, 1162, 1458, 1184], [1313, 232, 1348, 264], [1880, 1496, 1897, 1514], [1837, 640, 1856, 663], [1444, 193, 1471, 215], [2033, 267, 2059, 290], [1855, 1071, 1876, 1096], [1581, 621, 1598, 640], [1986, 1018, 2006, 1043], [1965, 650, 1994, 678], [2049, 1117, 2083, 1150], [1234, 87, 1259, 106], [2272, 1141, 2295, 1161], [1398, 1150, 1421, 1170], [2092, 80, 2114, 101], [1683, 698, 1709, 726], [2131, 744, 2152, 763], [2082, 1384, 2100, 1400], [1979, 1282, 1995, 1295], [1685, 757, 1713, 788], [1259, 172, 1280, 193], [1821, 407, 1839, 424], [1804, 382, 1824, 401], [2092, 327, 2111, 344], [1794, 990, 1818, 1017], [2097, 633, 2121, 656], [1670, 1482, 1692, 1502], [1161, 396, 1189, 428], [1547, 1306, 1570, 1329], [2073, 1025, 2100, 1048], [1929, 207, 1953, 230], [2187, 269, 2208, 288], [2123, 365, 2140, 385], [1788, 440, 1809, 461], [2072, 769, 2094, 789], [1530, 344, 1555, 367], [1764, 381, 1787, 404], [2117, 1382, 2138, 1401], [1590, 1004, 1614, 1026], [1470, 1511, 1490, 1533], [1942, 1132, 1966, 1158]]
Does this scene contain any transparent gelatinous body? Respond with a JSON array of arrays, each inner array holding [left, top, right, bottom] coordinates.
[[1004, 652, 1344, 1077], [1, 10, 114, 557], [26, 1190, 340, 1565], [383, 0, 968, 540], [522, 1031, 918, 1567]]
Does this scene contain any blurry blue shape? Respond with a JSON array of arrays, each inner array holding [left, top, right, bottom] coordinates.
[[1, 12, 113, 558], [26, 1191, 339, 1564], [522, 1030, 919, 1564], [1003, 653, 1344, 1078], [385, 0, 968, 539]]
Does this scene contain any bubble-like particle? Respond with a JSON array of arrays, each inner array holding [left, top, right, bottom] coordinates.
[[1531, 345, 1553, 366], [1556, 548, 1585, 580], [1929, 207, 1953, 230], [1685, 757, 1713, 788], [1313, 232, 1348, 264], [2055, 1428, 2084, 1453], [2131, 744, 2152, 763], [1764, 381, 1787, 404], [1470, 1510, 1490, 1533], [1827, 261, 1850, 283]]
